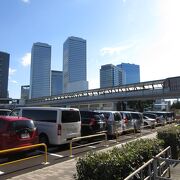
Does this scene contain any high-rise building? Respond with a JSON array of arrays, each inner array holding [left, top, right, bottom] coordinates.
[[117, 63, 140, 84], [30, 42, 51, 99], [100, 64, 124, 88], [51, 70, 63, 96], [63, 36, 88, 93], [0, 51, 9, 98], [21, 85, 30, 100]]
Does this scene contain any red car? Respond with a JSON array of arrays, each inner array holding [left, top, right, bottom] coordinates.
[[0, 116, 38, 150]]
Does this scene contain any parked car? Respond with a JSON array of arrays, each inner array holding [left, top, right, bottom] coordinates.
[[120, 111, 143, 132], [144, 111, 166, 125], [10, 107, 81, 146], [120, 111, 134, 131], [0, 116, 38, 150], [80, 110, 106, 136], [0, 109, 11, 116], [95, 110, 122, 136], [143, 115, 156, 128], [130, 112, 144, 131], [166, 112, 175, 123]]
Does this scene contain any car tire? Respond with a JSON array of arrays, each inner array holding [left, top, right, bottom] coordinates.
[[39, 134, 49, 147]]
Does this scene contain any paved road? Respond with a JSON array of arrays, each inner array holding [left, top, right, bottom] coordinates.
[[2, 127, 179, 180], [4, 132, 158, 180]]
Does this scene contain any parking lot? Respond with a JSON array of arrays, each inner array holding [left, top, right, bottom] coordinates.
[[0, 125, 161, 179]]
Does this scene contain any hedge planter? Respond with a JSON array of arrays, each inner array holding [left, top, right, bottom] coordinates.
[[75, 138, 163, 180], [157, 125, 180, 159]]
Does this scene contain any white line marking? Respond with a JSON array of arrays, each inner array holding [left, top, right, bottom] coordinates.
[[88, 146, 96, 149], [48, 153, 64, 158], [0, 171, 4, 175], [109, 140, 117, 142], [37, 150, 64, 158]]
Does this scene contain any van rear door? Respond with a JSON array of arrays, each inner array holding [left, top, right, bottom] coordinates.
[[60, 110, 81, 141]]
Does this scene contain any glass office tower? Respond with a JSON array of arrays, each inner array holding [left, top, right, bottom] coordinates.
[[51, 70, 63, 96], [100, 64, 124, 88], [30, 42, 51, 99], [21, 85, 30, 100], [0, 51, 9, 98], [117, 63, 140, 84], [63, 36, 88, 93]]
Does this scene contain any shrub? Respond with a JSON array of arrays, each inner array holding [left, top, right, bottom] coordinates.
[[157, 125, 180, 159], [75, 138, 163, 180]]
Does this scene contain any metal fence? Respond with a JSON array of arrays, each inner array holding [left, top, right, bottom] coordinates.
[[69, 131, 108, 157], [0, 143, 49, 168], [124, 146, 177, 180]]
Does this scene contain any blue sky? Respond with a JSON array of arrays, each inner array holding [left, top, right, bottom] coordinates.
[[1, 0, 180, 99]]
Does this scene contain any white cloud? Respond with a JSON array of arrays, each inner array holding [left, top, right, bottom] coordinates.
[[100, 44, 134, 56], [9, 68, 17, 76], [21, 53, 31, 67], [21, 0, 30, 3], [10, 80, 18, 84]]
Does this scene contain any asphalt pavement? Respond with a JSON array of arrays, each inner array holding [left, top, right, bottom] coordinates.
[[3, 132, 180, 180]]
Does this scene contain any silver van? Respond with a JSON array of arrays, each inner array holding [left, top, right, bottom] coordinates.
[[130, 112, 144, 131], [10, 107, 81, 146], [94, 110, 122, 136], [120, 111, 143, 132]]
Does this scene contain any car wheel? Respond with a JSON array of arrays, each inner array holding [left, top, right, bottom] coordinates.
[[144, 122, 149, 128], [134, 124, 138, 133], [39, 134, 49, 147]]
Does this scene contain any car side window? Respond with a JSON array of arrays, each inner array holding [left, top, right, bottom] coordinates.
[[10, 109, 20, 116], [114, 113, 121, 121]]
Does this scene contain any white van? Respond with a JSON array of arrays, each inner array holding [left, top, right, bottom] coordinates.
[[10, 107, 81, 146]]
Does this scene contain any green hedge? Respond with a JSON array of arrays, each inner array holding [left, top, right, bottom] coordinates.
[[157, 125, 180, 159], [75, 138, 163, 180]]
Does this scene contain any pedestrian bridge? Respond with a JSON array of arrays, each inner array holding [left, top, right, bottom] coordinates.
[[25, 76, 180, 106]]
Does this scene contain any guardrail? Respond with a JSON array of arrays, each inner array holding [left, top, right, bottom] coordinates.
[[124, 146, 172, 180], [0, 143, 49, 168], [69, 132, 108, 157]]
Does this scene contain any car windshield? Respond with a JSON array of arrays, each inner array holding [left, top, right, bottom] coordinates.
[[131, 113, 140, 119], [93, 114, 101, 120], [10, 120, 35, 131], [143, 113, 157, 119]]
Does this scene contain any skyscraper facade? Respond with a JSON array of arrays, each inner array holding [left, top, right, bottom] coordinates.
[[30, 42, 51, 99], [21, 85, 30, 100], [100, 64, 124, 88], [0, 51, 9, 98], [117, 63, 140, 84], [51, 70, 63, 96], [63, 36, 88, 93]]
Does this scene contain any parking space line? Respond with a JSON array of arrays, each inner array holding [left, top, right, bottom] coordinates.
[[48, 153, 64, 158], [109, 140, 117, 142], [88, 146, 97, 149], [0, 171, 4, 175], [37, 150, 64, 158]]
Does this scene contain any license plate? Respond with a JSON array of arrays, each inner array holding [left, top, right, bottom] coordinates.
[[21, 133, 30, 139]]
